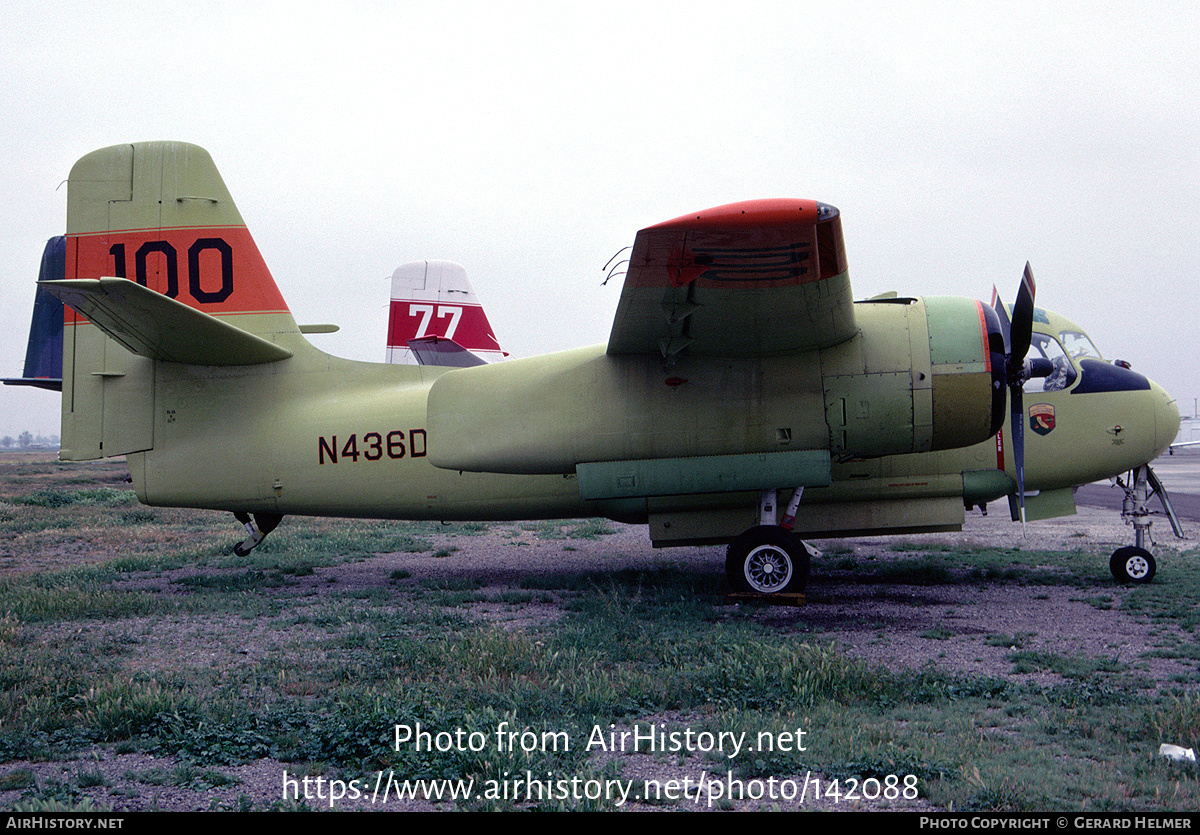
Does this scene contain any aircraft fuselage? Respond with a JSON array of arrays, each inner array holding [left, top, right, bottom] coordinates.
[[118, 307, 1177, 548]]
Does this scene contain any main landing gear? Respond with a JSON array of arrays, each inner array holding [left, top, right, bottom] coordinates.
[[232, 511, 283, 557], [1108, 465, 1183, 584], [725, 489, 818, 595]]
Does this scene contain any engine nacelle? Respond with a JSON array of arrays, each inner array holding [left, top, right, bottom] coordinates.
[[426, 295, 1005, 486], [820, 296, 1004, 458]]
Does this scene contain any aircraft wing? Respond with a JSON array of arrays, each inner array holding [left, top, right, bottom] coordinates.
[[606, 199, 856, 359]]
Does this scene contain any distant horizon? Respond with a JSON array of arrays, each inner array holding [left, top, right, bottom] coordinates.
[[4, 2, 1198, 445]]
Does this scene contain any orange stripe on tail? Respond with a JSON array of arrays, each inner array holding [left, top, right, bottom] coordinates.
[[66, 226, 289, 319]]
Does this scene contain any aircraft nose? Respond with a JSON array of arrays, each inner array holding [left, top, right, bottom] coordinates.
[[1151, 381, 1182, 458]]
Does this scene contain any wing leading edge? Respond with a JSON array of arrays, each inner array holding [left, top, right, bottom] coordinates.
[[606, 199, 856, 360]]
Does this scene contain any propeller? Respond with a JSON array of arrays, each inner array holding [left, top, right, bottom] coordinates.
[[992, 263, 1048, 529]]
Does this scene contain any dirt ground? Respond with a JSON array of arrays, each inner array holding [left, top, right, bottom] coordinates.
[[2, 450, 1195, 811], [382, 505, 1196, 687]]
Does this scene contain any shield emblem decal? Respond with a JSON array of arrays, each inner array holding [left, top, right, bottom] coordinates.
[[1029, 403, 1056, 436]]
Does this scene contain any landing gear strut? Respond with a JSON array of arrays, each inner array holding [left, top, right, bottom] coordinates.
[[233, 512, 283, 556], [1109, 465, 1183, 584]]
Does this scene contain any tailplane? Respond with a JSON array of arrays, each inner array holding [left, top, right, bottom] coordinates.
[[386, 260, 506, 366]]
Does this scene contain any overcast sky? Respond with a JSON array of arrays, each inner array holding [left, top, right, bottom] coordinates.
[[3, 0, 1199, 441]]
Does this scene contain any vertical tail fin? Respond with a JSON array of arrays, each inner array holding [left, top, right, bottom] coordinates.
[[385, 260, 506, 365], [64, 142, 296, 331], [2, 237, 65, 391], [50, 142, 300, 459]]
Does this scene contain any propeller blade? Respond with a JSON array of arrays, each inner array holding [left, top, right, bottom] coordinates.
[[991, 286, 1012, 354], [1011, 383, 1026, 531], [1009, 263, 1036, 365], [996, 264, 1037, 534]]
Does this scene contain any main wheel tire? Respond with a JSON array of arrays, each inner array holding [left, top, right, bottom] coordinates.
[[1110, 546, 1156, 584], [725, 526, 811, 594]]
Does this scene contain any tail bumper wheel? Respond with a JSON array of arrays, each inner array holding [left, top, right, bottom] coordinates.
[[726, 525, 811, 594]]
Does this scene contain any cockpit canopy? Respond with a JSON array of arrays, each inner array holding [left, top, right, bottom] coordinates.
[[1023, 329, 1103, 393], [1024, 316, 1149, 395]]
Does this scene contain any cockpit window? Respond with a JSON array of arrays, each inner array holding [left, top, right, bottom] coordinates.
[[1024, 333, 1077, 393], [1059, 330, 1103, 362]]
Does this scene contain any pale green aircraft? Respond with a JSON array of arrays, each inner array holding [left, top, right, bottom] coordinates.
[[4, 142, 1182, 592]]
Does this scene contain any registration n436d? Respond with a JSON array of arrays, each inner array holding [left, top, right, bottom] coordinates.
[[318, 430, 426, 464]]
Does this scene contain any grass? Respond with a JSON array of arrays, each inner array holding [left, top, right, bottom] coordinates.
[[985, 632, 1037, 649], [1007, 650, 1127, 679], [1, 453, 1199, 811]]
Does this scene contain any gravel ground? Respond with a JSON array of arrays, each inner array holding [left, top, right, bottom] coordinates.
[[3, 501, 1193, 812]]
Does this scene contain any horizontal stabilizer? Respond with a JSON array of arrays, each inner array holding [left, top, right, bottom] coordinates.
[[408, 335, 487, 368], [41, 278, 293, 366], [1, 376, 62, 391]]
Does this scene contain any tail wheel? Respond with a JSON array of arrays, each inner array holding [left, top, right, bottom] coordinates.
[[726, 526, 811, 594], [1110, 546, 1156, 584]]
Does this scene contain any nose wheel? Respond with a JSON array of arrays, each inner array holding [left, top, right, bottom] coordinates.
[[1110, 546, 1156, 585]]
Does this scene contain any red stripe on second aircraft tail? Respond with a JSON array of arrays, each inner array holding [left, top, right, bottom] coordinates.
[[386, 301, 501, 352]]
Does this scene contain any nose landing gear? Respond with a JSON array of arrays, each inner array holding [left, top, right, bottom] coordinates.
[[1110, 545, 1156, 584], [1109, 465, 1183, 584]]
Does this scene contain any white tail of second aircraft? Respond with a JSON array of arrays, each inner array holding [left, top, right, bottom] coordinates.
[[385, 260, 506, 366]]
